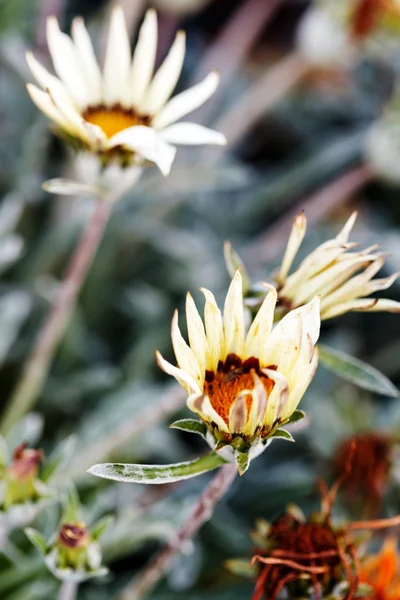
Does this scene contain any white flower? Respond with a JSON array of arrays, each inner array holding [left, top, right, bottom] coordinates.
[[277, 212, 400, 320], [26, 7, 226, 176], [156, 271, 320, 472]]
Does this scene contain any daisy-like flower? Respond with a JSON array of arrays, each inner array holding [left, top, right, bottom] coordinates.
[[359, 537, 400, 600], [275, 212, 400, 320], [26, 7, 226, 177], [156, 271, 320, 473]]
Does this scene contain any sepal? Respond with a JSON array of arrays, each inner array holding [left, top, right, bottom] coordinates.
[[169, 418, 207, 440]]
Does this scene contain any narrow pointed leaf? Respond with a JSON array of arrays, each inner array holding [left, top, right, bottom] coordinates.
[[24, 528, 48, 555], [91, 515, 114, 541], [225, 558, 257, 578], [169, 418, 207, 439], [319, 344, 400, 398], [234, 450, 250, 476], [88, 452, 227, 484], [286, 410, 305, 424], [271, 429, 295, 442], [62, 485, 82, 522]]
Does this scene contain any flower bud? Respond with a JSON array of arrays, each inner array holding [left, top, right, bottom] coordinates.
[[2, 443, 44, 510]]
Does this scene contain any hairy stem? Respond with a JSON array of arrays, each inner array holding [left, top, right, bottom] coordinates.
[[120, 463, 237, 600], [0, 199, 112, 435]]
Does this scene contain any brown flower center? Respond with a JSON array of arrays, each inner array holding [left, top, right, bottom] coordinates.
[[204, 354, 274, 426], [83, 104, 151, 139], [58, 522, 89, 549]]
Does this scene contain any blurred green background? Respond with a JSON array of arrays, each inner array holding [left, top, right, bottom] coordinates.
[[1, 0, 400, 598]]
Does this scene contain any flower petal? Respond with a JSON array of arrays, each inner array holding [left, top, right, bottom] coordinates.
[[278, 212, 307, 282], [140, 30, 186, 115], [245, 284, 277, 361], [322, 298, 400, 319], [223, 270, 245, 357], [152, 70, 220, 129], [108, 126, 176, 175], [262, 369, 289, 427], [155, 350, 201, 394], [128, 9, 158, 108], [245, 374, 268, 437], [171, 310, 203, 386], [201, 287, 224, 371], [186, 293, 208, 376], [46, 16, 90, 108], [229, 392, 249, 434], [187, 393, 229, 434], [336, 211, 358, 244], [71, 17, 102, 105], [159, 123, 226, 146], [103, 6, 131, 106], [26, 84, 72, 132]]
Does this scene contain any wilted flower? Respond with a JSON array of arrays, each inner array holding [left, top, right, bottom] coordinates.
[[334, 432, 393, 518], [1, 442, 47, 511], [26, 7, 225, 177], [157, 271, 320, 473], [276, 212, 400, 320], [359, 537, 400, 600]]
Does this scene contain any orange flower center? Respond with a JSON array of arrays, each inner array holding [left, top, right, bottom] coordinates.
[[83, 104, 151, 139], [359, 538, 400, 600], [204, 354, 274, 427]]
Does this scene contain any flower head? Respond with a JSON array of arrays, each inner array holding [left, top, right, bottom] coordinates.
[[26, 7, 225, 176], [276, 212, 400, 320], [359, 538, 400, 600], [157, 271, 320, 472], [1, 442, 46, 511]]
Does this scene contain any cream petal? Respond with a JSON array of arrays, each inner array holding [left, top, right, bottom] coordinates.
[[201, 287, 224, 371], [128, 9, 158, 108], [186, 293, 208, 375], [71, 17, 102, 105], [140, 30, 186, 115], [228, 392, 249, 434], [278, 212, 306, 282], [245, 374, 268, 437], [46, 82, 93, 143], [152, 70, 220, 129], [262, 369, 289, 427], [187, 393, 229, 434], [103, 6, 132, 105], [171, 310, 203, 386], [281, 349, 318, 420], [245, 284, 277, 361], [159, 123, 226, 146], [108, 126, 176, 176], [335, 211, 358, 244], [26, 51, 67, 94], [322, 298, 400, 319], [155, 350, 201, 394], [365, 271, 400, 293], [46, 17, 90, 108], [223, 270, 245, 357], [26, 84, 72, 133]]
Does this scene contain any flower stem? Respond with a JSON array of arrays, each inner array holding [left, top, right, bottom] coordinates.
[[119, 463, 237, 600], [58, 580, 78, 600], [0, 199, 112, 436]]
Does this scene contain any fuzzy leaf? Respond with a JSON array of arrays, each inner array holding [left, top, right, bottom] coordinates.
[[169, 418, 207, 439], [224, 558, 257, 578], [24, 528, 48, 555], [270, 429, 295, 442], [91, 515, 114, 541], [234, 450, 250, 476], [319, 344, 400, 398], [88, 453, 227, 484], [62, 486, 82, 522], [286, 410, 305, 424]]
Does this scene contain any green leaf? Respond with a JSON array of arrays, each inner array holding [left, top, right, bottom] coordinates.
[[319, 344, 400, 398], [88, 452, 228, 484], [224, 558, 257, 578], [62, 485, 82, 523], [91, 515, 114, 541], [234, 450, 250, 476], [270, 429, 295, 442], [24, 528, 48, 555], [286, 410, 305, 424], [169, 418, 207, 439]]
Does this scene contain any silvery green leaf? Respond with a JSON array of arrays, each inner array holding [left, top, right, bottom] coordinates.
[[42, 178, 103, 199], [45, 549, 108, 583], [0, 195, 23, 239], [224, 558, 256, 578], [223, 241, 251, 294], [319, 344, 400, 397], [0, 291, 31, 368], [0, 235, 23, 273], [24, 528, 48, 555], [286, 410, 306, 424], [270, 429, 295, 442], [169, 419, 207, 439], [91, 515, 114, 541], [234, 450, 250, 476], [41, 436, 77, 483], [62, 486, 81, 523], [88, 452, 227, 484]]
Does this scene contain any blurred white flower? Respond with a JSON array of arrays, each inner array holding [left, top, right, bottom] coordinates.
[[157, 271, 320, 472], [276, 212, 400, 320], [26, 7, 226, 177]]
